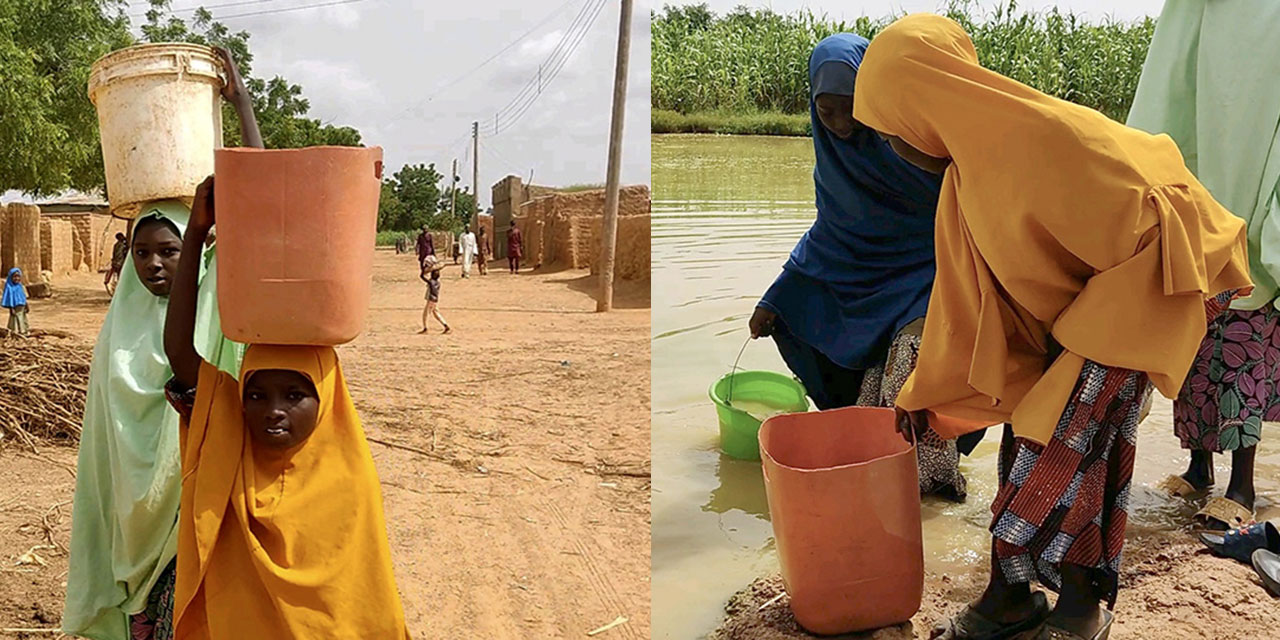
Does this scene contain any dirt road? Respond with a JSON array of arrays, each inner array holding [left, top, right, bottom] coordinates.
[[0, 249, 651, 639]]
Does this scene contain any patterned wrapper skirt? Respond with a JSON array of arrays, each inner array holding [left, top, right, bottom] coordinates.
[[1173, 304, 1280, 452], [129, 560, 175, 640], [858, 329, 968, 501], [990, 291, 1235, 606]]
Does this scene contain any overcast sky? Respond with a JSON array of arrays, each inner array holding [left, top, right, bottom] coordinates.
[[5, 0, 650, 206], [673, 0, 1164, 21]]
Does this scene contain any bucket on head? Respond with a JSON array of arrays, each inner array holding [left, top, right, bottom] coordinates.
[[709, 370, 809, 461], [89, 43, 225, 219], [214, 145, 382, 346], [759, 406, 923, 635]]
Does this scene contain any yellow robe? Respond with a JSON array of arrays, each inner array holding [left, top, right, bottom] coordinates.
[[174, 346, 411, 639], [852, 14, 1252, 444]]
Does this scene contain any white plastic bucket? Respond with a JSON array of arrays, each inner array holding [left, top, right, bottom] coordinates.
[[89, 43, 225, 219]]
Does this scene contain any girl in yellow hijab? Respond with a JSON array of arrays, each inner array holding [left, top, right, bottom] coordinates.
[[162, 177, 411, 639], [853, 13, 1250, 640]]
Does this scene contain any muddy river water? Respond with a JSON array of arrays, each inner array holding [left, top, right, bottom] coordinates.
[[650, 133, 1280, 639]]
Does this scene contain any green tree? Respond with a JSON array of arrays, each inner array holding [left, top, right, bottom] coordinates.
[[141, 0, 362, 149], [437, 185, 476, 233], [0, 0, 132, 196], [377, 164, 445, 232], [377, 181, 406, 232]]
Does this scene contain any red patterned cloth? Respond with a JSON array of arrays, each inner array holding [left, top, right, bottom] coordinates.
[[990, 290, 1237, 606]]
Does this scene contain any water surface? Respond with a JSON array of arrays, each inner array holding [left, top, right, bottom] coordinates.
[[650, 133, 1280, 639]]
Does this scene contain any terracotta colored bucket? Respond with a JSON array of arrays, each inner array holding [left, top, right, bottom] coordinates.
[[215, 146, 383, 345], [759, 406, 923, 635]]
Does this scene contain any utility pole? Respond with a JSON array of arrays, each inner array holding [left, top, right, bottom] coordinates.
[[472, 121, 480, 214], [450, 158, 459, 226], [597, 0, 632, 312]]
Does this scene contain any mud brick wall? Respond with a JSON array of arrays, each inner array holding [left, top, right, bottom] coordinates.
[[430, 231, 454, 260], [88, 214, 129, 273], [3, 204, 44, 279], [40, 219, 76, 277], [517, 186, 650, 278], [69, 215, 93, 270], [590, 213, 651, 281], [491, 175, 560, 260], [516, 198, 548, 268]]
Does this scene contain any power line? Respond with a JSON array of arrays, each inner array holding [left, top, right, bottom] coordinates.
[[491, 0, 607, 136], [387, 0, 581, 124], [491, 0, 607, 134], [130, 0, 272, 19], [134, 0, 366, 21], [491, 0, 599, 123], [479, 139, 523, 177], [216, 0, 366, 20]]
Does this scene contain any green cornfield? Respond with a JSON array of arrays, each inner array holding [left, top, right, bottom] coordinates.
[[652, 1, 1156, 129]]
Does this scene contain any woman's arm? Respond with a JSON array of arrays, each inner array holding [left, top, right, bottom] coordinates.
[[216, 47, 263, 149], [164, 176, 215, 388]]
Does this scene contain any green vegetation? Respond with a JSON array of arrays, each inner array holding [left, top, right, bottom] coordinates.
[[0, 0, 363, 198], [560, 183, 607, 192], [377, 164, 476, 234], [375, 230, 414, 247], [139, 0, 362, 149], [652, 1, 1156, 134], [652, 110, 810, 136]]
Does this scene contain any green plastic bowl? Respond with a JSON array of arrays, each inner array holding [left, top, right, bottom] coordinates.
[[709, 370, 810, 461]]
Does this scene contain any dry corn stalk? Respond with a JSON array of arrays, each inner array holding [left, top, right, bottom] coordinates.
[[0, 334, 91, 449]]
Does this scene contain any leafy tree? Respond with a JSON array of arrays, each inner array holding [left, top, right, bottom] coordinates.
[[140, 0, 362, 149], [0, 0, 132, 196], [377, 164, 446, 232], [437, 185, 476, 233]]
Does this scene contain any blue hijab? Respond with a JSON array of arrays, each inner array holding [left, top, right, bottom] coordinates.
[[2, 268, 28, 308], [759, 33, 942, 370]]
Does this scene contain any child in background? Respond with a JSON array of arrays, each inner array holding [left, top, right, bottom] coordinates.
[[419, 263, 450, 334], [163, 176, 411, 639], [3, 268, 30, 337]]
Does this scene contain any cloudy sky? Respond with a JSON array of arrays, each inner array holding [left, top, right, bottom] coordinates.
[[102, 0, 652, 207], [675, 0, 1165, 20]]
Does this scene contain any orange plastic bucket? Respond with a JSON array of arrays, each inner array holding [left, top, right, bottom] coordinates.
[[214, 146, 382, 345], [759, 406, 923, 635]]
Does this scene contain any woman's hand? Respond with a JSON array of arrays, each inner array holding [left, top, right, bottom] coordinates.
[[749, 307, 777, 339], [215, 47, 249, 106], [215, 46, 264, 148], [190, 176, 215, 234], [894, 406, 928, 443]]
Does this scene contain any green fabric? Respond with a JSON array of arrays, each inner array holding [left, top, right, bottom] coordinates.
[[1126, 0, 1280, 310], [62, 201, 243, 640]]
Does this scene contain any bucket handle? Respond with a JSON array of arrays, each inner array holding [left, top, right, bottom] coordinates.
[[724, 335, 752, 404]]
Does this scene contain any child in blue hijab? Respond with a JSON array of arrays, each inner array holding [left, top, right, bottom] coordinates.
[[3, 268, 30, 337], [748, 33, 981, 500]]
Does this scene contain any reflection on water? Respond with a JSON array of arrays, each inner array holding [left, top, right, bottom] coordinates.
[[651, 133, 1280, 639]]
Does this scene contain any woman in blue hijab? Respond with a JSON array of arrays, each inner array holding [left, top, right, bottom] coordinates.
[[3, 268, 30, 337], [748, 33, 979, 500]]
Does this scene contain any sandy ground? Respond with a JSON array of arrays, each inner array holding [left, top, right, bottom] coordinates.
[[0, 249, 651, 639], [711, 530, 1280, 640]]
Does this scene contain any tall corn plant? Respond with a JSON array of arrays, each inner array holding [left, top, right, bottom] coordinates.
[[653, 1, 1154, 123]]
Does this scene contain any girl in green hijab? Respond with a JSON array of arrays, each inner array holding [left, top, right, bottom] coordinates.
[[1128, 0, 1280, 531], [62, 47, 260, 640]]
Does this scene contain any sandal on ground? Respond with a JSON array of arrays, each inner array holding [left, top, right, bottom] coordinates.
[[931, 591, 1050, 640], [1156, 474, 1208, 499], [1252, 549, 1280, 597], [1193, 496, 1255, 531], [1198, 521, 1279, 564], [1030, 609, 1113, 640]]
